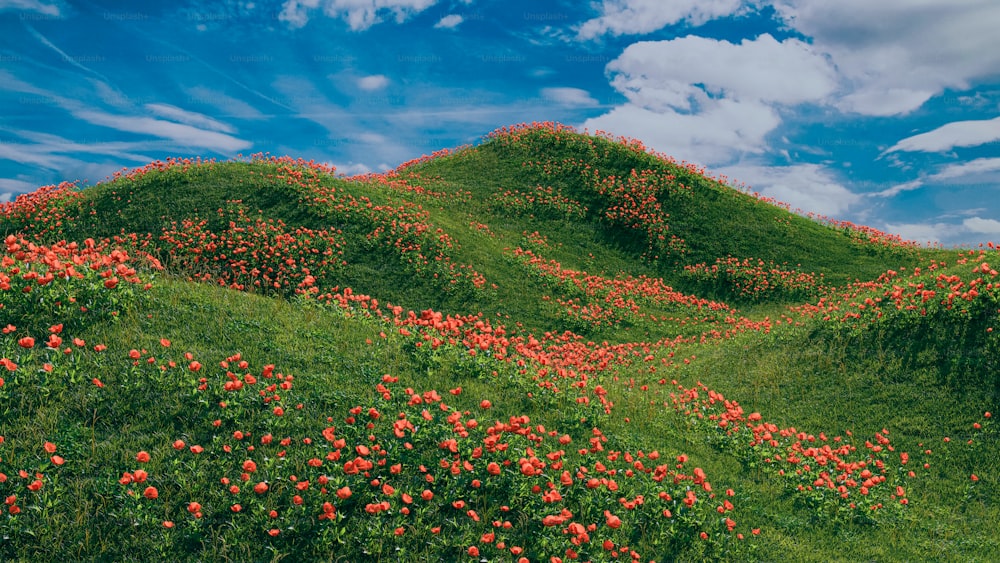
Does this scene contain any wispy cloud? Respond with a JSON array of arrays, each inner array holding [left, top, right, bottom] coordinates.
[[0, 0, 62, 17], [73, 109, 251, 153], [145, 104, 238, 134], [883, 116, 1000, 154], [185, 86, 267, 120]]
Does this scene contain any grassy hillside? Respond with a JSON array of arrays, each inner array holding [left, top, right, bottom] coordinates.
[[1, 123, 997, 562]]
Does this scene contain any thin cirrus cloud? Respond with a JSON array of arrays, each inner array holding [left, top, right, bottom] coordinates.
[[0, 0, 62, 16], [72, 109, 251, 153]]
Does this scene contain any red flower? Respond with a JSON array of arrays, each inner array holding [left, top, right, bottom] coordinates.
[[18, 337, 34, 349], [136, 451, 150, 463], [143, 486, 158, 500]]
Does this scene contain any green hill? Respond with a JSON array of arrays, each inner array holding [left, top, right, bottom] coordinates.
[[1, 123, 997, 562]]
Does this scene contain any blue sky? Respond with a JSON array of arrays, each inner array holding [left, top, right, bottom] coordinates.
[[1, 0, 999, 246]]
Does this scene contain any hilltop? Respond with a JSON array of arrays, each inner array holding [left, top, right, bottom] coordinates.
[[0, 123, 997, 562]]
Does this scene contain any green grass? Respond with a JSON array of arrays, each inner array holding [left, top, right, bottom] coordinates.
[[1, 123, 997, 561]]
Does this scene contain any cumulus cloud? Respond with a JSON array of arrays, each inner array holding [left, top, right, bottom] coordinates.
[[279, 0, 437, 30], [963, 217, 1000, 235], [880, 221, 951, 245], [576, 0, 746, 40], [584, 101, 780, 165], [718, 163, 862, 217], [581, 34, 835, 165], [357, 74, 389, 91], [771, 0, 1000, 115], [434, 14, 463, 29], [541, 87, 598, 107], [884, 116, 1000, 154], [604, 35, 837, 109]]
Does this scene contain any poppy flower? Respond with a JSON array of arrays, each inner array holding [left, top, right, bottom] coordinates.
[[143, 486, 158, 500], [136, 451, 150, 463]]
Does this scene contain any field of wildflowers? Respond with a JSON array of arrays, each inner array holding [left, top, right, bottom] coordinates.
[[1, 123, 997, 561]]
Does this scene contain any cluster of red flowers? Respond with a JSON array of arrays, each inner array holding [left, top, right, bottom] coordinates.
[[158, 204, 346, 294], [683, 256, 827, 303], [492, 185, 589, 221]]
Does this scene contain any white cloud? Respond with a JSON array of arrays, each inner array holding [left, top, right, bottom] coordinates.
[[930, 157, 1000, 181], [884, 116, 1000, 154], [0, 178, 39, 193], [718, 163, 861, 217], [868, 179, 923, 198], [335, 162, 374, 175], [434, 14, 463, 29], [880, 221, 951, 245], [583, 100, 780, 165], [279, 0, 437, 30], [963, 217, 1000, 235], [145, 104, 237, 134], [357, 74, 389, 91], [581, 34, 835, 166], [73, 110, 251, 153], [0, 0, 62, 17], [605, 35, 836, 108], [576, 0, 746, 40], [772, 0, 1000, 115], [541, 87, 598, 107]]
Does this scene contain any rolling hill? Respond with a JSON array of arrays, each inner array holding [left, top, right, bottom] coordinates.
[[1, 122, 997, 562]]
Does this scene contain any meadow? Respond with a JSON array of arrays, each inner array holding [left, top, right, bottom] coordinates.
[[1, 122, 997, 561]]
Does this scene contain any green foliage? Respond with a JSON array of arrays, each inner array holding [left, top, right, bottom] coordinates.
[[1, 123, 998, 561]]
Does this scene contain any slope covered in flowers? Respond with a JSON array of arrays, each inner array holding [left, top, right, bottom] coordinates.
[[0, 123, 997, 562]]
